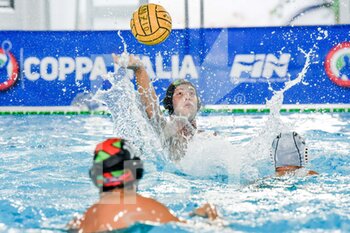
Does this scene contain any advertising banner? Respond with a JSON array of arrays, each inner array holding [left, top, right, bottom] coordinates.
[[0, 26, 349, 108]]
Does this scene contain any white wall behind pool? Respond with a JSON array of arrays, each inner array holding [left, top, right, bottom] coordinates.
[[0, 0, 349, 30]]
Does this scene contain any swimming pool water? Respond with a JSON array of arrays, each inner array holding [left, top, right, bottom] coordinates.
[[0, 113, 349, 232]]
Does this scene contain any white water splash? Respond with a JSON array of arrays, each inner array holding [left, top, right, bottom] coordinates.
[[93, 45, 313, 184], [239, 48, 313, 182], [176, 48, 313, 183], [117, 30, 128, 54], [177, 49, 313, 183], [93, 70, 164, 162], [177, 133, 242, 184], [268, 48, 313, 118], [94, 33, 169, 163]]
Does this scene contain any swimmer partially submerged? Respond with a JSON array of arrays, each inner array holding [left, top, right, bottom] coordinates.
[[113, 54, 201, 161], [271, 132, 318, 176], [68, 138, 218, 232]]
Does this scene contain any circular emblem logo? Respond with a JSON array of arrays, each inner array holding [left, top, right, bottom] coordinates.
[[325, 42, 350, 88], [233, 93, 246, 104], [0, 40, 19, 91]]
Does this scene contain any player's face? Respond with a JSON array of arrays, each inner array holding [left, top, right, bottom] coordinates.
[[172, 84, 198, 121]]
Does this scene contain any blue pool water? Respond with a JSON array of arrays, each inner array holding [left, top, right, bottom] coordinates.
[[0, 113, 350, 232]]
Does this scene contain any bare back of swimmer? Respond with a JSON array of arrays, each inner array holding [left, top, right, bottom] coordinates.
[[68, 138, 218, 233]]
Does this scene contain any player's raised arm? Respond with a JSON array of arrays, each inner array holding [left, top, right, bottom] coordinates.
[[112, 53, 160, 119]]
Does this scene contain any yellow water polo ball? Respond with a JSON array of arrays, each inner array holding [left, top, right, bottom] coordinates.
[[130, 3, 172, 45]]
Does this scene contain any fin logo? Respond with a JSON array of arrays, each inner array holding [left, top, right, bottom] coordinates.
[[325, 42, 350, 88], [0, 41, 19, 91], [230, 53, 291, 84]]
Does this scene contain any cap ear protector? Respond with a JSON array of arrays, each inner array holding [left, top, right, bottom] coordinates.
[[270, 131, 308, 168], [89, 138, 144, 191], [163, 80, 201, 115], [89, 157, 144, 189]]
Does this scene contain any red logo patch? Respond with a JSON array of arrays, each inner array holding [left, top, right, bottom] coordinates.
[[0, 41, 19, 91], [325, 42, 350, 88]]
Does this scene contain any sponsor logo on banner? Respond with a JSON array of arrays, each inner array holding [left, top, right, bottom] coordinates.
[[0, 41, 19, 91], [229, 53, 291, 84], [24, 56, 109, 81], [325, 42, 350, 88], [139, 54, 198, 80], [23, 54, 198, 82]]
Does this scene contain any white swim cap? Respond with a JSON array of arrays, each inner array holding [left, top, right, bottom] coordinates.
[[271, 132, 308, 168]]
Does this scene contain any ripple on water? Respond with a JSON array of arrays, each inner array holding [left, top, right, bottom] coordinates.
[[0, 113, 350, 232]]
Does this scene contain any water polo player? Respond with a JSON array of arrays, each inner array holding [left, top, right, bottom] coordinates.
[[68, 138, 218, 232], [271, 131, 318, 176], [112, 54, 202, 161]]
